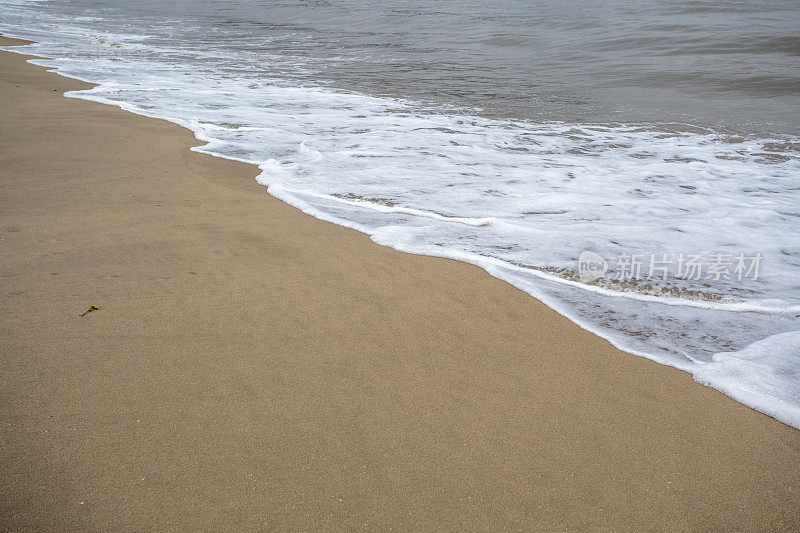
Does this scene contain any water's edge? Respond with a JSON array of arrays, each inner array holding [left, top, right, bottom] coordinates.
[[3, 33, 797, 430]]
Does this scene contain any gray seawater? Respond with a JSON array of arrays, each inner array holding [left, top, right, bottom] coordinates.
[[47, 0, 800, 133], [1, 0, 799, 426]]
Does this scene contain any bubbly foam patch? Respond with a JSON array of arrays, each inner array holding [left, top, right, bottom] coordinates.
[[694, 330, 800, 428]]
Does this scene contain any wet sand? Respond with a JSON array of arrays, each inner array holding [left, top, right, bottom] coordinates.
[[1, 36, 798, 530]]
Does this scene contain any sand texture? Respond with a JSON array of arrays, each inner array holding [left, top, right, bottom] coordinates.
[[1, 37, 798, 530]]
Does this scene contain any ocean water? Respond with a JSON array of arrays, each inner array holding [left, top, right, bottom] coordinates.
[[1, 0, 799, 427]]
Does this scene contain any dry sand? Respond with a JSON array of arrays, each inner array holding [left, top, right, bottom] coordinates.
[[1, 36, 798, 530]]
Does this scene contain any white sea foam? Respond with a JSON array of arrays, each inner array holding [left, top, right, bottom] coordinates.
[[1, 1, 799, 427], [694, 330, 800, 428]]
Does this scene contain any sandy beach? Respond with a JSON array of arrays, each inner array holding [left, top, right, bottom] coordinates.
[[1, 36, 798, 530]]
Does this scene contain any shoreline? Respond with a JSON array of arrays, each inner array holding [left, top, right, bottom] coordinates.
[[1, 36, 798, 529], [6, 29, 799, 430]]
